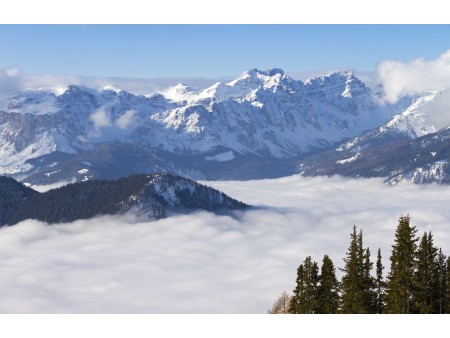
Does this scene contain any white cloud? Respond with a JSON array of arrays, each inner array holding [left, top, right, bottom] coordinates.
[[115, 109, 137, 129], [0, 68, 220, 96], [5, 67, 19, 77], [377, 49, 450, 103], [0, 67, 22, 94], [89, 109, 112, 129], [0, 175, 449, 313]]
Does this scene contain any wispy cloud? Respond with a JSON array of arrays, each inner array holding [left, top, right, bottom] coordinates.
[[89, 109, 112, 129], [0, 175, 449, 313], [115, 109, 137, 129], [0, 68, 221, 96], [377, 49, 450, 103], [0, 67, 22, 94]]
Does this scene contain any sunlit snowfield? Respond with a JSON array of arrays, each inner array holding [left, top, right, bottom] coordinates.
[[0, 175, 449, 313]]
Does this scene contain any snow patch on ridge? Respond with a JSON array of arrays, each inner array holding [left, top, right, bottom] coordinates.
[[336, 153, 359, 164]]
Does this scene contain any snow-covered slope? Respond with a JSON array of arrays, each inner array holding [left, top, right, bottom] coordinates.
[[298, 122, 450, 185], [0, 86, 175, 175], [2, 67, 441, 184], [132, 69, 394, 159], [298, 86, 450, 180]]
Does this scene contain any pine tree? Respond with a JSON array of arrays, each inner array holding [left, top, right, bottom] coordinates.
[[316, 255, 340, 314], [375, 248, 385, 314], [414, 231, 439, 313], [289, 256, 319, 313], [385, 215, 418, 314], [340, 226, 374, 313]]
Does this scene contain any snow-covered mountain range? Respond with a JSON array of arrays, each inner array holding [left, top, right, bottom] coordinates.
[[1, 68, 450, 185], [132, 69, 393, 158]]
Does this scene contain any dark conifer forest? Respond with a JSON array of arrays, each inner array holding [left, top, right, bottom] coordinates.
[[269, 216, 450, 314], [0, 174, 248, 226]]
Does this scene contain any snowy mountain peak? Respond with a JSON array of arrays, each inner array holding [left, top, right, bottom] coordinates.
[[227, 68, 287, 87], [304, 70, 371, 102], [266, 68, 285, 77], [102, 84, 122, 93], [306, 69, 356, 84], [163, 83, 199, 102]]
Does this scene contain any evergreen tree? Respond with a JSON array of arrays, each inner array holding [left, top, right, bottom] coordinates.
[[375, 248, 385, 314], [289, 256, 319, 313], [385, 215, 418, 313], [414, 231, 439, 313], [316, 255, 340, 314], [435, 248, 448, 314], [447, 257, 450, 313], [289, 263, 305, 313], [362, 247, 377, 313], [340, 226, 374, 313]]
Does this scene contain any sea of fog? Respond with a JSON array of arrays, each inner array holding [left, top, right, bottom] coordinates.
[[0, 175, 449, 313]]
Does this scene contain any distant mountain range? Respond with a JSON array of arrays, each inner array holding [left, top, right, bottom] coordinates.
[[1, 68, 449, 185], [0, 173, 249, 226]]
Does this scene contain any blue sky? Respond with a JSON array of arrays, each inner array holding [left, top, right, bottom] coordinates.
[[1, 25, 450, 79]]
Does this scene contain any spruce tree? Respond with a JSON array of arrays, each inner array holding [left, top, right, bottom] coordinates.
[[289, 256, 319, 313], [435, 248, 448, 314], [447, 257, 450, 313], [289, 263, 305, 313], [414, 231, 438, 313], [316, 255, 340, 314], [375, 248, 385, 314], [385, 215, 418, 314], [340, 226, 374, 313], [362, 247, 377, 313]]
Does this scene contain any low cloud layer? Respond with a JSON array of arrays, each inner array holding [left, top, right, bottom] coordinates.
[[0, 175, 449, 313], [0, 68, 220, 96], [377, 49, 450, 103]]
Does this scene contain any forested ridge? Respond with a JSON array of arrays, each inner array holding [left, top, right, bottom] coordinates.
[[269, 215, 450, 314], [0, 174, 248, 226]]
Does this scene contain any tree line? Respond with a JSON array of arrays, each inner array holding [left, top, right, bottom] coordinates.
[[268, 215, 450, 314]]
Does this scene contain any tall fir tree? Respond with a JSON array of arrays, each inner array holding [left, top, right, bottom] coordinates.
[[447, 257, 450, 313], [340, 225, 363, 313], [362, 247, 377, 313], [289, 256, 319, 313], [375, 248, 385, 314], [289, 263, 305, 313], [385, 215, 418, 314], [414, 231, 439, 313], [316, 255, 340, 314], [340, 226, 375, 313], [435, 248, 448, 314]]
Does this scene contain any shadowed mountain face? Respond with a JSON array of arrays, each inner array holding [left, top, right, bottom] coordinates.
[[1, 173, 249, 226], [298, 127, 450, 185]]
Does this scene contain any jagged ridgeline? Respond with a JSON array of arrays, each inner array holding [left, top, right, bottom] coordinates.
[[0, 174, 249, 226]]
